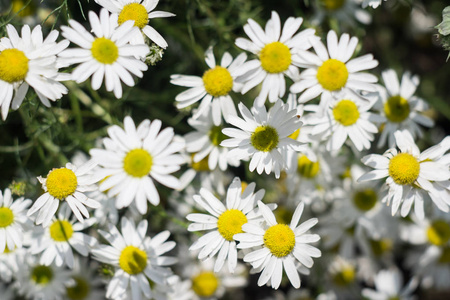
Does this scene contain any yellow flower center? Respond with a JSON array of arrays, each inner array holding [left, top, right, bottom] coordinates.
[[202, 66, 233, 97], [31, 265, 54, 286], [438, 246, 450, 264], [321, 0, 346, 10], [251, 125, 279, 152], [388, 153, 420, 185], [264, 224, 296, 257], [353, 189, 377, 212], [209, 126, 227, 146], [332, 100, 360, 126], [316, 59, 349, 91], [384, 95, 410, 123], [332, 266, 355, 286], [0, 49, 29, 83], [192, 271, 219, 297], [191, 154, 210, 172], [46, 168, 78, 200], [427, 220, 450, 247], [118, 3, 149, 29], [91, 38, 119, 65], [0, 207, 14, 228], [217, 209, 248, 241], [123, 149, 153, 178], [119, 245, 148, 275], [369, 238, 392, 256], [260, 42, 292, 73], [66, 276, 90, 300], [49, 220, 74, 242], [297, 155, 320, 178], [288, 128, 300, 140]]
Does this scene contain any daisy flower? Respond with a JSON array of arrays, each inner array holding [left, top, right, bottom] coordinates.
[[221, 99, 304, 178], [358, 130, 450, 219], [91, 217, 177, 300], [290, 30, 378, 108], [0, 188, 31, 252], [235, 11, 317, 106], [234, 201, 321, 289], [29, 204, 97, 268], [0, 24, 69, 120], [94, 0, 175, 48], [306, 90, 381, 152], [375, 69, 434, 148], [27, 161, 100, 227], [187, 177, 266, 273], [171, 47, 247, 125], [64, 257, 105, 300], [58, 9, 149, 99], [89, 116, 185, 214], [362, 268, 417, 300]]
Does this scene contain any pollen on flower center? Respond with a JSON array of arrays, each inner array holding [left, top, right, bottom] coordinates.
[[209, 126, 227, 146], [316, 59, 349, 91], [321, 0, 346, 10], [388, 153, 420, 185], [46, 168, 78, 200], [123, 149, 153, 178], [49, 220, 74, 242], [119, 245, 148, 275], [31, 265, 54, 286], [91, 38, 119, 65], [297, 155, 320, 178], [384, 95, 410, 123], [118, 3, 149, 29], [264, 224, 296, 257], [332, 266, 355, 286], [251, 125, 279, 152], [427, 220, 450, 246], [353, 189, 377, 211], [260, 42, 292, 73], [192, 271, 219, 297], [0, 48, 29, 83], [202, 66, 233, 97], [333, 100, 360, 126], [66, 276, 90, 300], [0, 207, 14, 228], [217, 209, 248, 241]]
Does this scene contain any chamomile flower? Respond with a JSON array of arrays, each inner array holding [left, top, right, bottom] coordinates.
[[306, 90, 380, 152], [171, 47, 246, 125], [0, 188, 31, 252], [0, 24, 69, 120], [58, 9, 149, 99], [29, 204, 97, 269], [64, 258, 105, 300], [221, 99, 304, 178], [235, 11, 317, 106], [89, 116, 185, 214], [376, 69, 434, 148], [94, 0, 175, 48], [27, 161, 100, 227], [234, 201, 321, 289], [91, 217, 177, 300], [290, 30, 378, 108], [187, 177, 266, 273], [362, 268, 417, 300], [358, 130, 450, 219]]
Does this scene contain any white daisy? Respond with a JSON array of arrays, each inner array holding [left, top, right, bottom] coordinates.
[[58, 9, 149, 99], [290, 30, 378, 108], [171, 47, 246, 125], [29, 204, 97, 269], [64, 257, 105, 300], [94, 0, 175, 48], [89, 116, 185, 214], [27, 161, 100, 227], [327, 256, 359, 292], [375, 69, 434, 148], [0, 24, 69, 120], [91, 217, 177, 300], [221, 99, 304, 178], [306, 90, 381, 152], [358, 130, 450, 219], [187, 177, 266, 273], [234, 201, 321, 289], [235, 11, 317, 106], [362, 268, 417, 300], [0, 188, 31, 252]]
